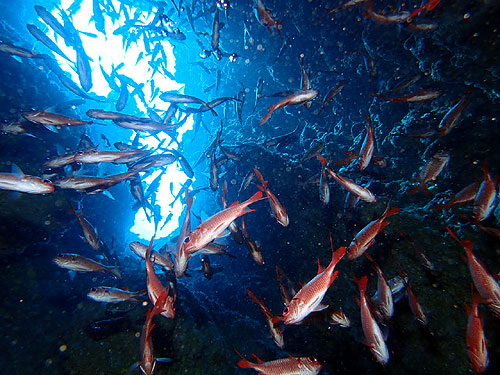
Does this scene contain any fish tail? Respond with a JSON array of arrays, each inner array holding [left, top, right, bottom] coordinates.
[[382, 207, 401, 219], [354, 275, 368, 295], [107, 266, 122, 279], [237, 358, 254, 369], [409, 183, 430, 195], [253, 168, 268, 189]]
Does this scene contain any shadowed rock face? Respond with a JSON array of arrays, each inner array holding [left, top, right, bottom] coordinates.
[[0, 1, 499, 375]]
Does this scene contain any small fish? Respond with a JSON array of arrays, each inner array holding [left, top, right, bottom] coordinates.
[[222, 181, 244, 245], [254, 168, 289, 227], [318, 155, 377, 203], [54, 253, 121, 278], [201, 255, 213, 280], [409, 151, 449, 195], [401, 273, 428, 325], [259, 89, 318, 126], [209, 148, 218, 191], [26, 24, 72, 62], [359, 115, 374, 171], [87, 287, 146, 303], [319, 166, 330, 205], [364, 0, 410, 25], [68, 206, 101, 251], [472, 163, 498, 222], [254, 0, 283, 39], [237, 353, 321, 374], [437, 88, 471, 136], [370, 89, 441, 103], [429, 182, 480, 212], [22, 111, 92, 127], [247, 289, 284, 348], [242, 217, 264, 265], [54, 171, 139, 193], [0, 42, 40, 59], [300, 141, 325, 164], [129, 242, 173, 271], [318, 81, 345, 115], [365, 253, 393, 321]]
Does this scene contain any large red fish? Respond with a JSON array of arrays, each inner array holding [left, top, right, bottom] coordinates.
[[181, 191, 265, 255], [465, 292, 489, 373], [347, 206, 401, 260], [354, 275, 389, 365], [274, 239, 346, 325], [447, 228, 500, 317]]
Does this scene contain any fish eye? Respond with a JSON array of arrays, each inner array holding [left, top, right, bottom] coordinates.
[[184, 236, 190, 243], [283, 307, 288, 313], [90, 288, 96, 292]]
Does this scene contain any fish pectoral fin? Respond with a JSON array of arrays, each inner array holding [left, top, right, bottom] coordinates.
[[313, 303, 329, 312], [156, 358, 173, 363]]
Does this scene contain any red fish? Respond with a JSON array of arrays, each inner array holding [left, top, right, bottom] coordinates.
[[247, 289, 284, 348], [259, 89, 318, 126], [318, 154, 377, 203], [473, 163, 498, 222], [359, 115, 374, 171], [275, 239, 346, 325], [354, 275, 389, 365], [138, 292, 172, 375], [447, 227, 500, 317], [242, 217, 264, 265], [145, 239, 175, 319], [237, 353, 322, 374], [364, 0, 410, 24], [409, 151, 449, 195], [465, 292, 489, 373], [365, 253, 393, 321], [181, 191, 265, 254], [347, 206, 401, 260], [402, 274, 427, 325], [254, 168, 289, 227]]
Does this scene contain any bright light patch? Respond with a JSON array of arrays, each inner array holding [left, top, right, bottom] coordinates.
[[49, 0, 194, 239]]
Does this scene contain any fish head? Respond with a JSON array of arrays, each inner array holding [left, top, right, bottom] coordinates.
[[87, 287, 106, 301], [297, 357, 322, 373], [282, 298, 303, 324], [53, 253, 77, 267], [139, 359, 155, 375]]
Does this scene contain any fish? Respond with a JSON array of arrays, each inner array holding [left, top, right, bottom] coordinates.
[[359, 115, 374, 171], [262, 123, 300, 148], [238, 170, 255, 197], [401, 274, 428, 325], [181, 191, 265, 255], [0, 42, 41, 59], [53, 253, 121, 279], [0, 164, 54, 194], [34, 5, 72, 44], [254, 0, 283, 39], [328, 309, 351, 327], [253, 77, 264, 112], [129, 154, 177, 171], [87, 287, 146, 303], [242, 217, 264, 265], [22, 111, 92, 128], [130, 175, 151, 221], [145, 239, 175, 319], [446, 227, 500, 317], [237, 353, 322, 375], [136, 292, 172, 375], [465, 292, 489, 373], [319, 166, 330, 205], [210, 8, 221, 54], [437, 88, 471, 136], [159, 92, 217, 116], [259, 89, 318, 126], [26, 24, 72, 62], [68, 207, 101, 251], [429, 182, 480, 211], [209, 148, 218, 191], [247, 289, 284, 348], [129, 241, 173, 270], [168, 149, 194, 178], [354, 275, 389, 365], [274, 240, 346, 325], [312, 0, 368, 24], [174, 189, 194, 278], [318, 155, 377, 203], [364, 0, 410, 25], [73, 150, 152, 165], [92, 0, 105, 33], [318, 81, 345, 114], [409, 151, 449, 195], [472, 163, 498, 222], [399, 233, 435, 271], [364, 253, 393, 321], [347, 206, 401, 260], [254, 168, 289, 227], [300, 141, 325, 164], [76, 47, 92, 92], [54, 170, 139, 193], [370, 89, 441, 102]]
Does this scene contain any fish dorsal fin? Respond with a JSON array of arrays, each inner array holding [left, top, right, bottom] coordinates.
[[228, 200, 240, 208], [251, 353, 263, 363], [317, 259, 324, 274], [11, 163, 24, 177]]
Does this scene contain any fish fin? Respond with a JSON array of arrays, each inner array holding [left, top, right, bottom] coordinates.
[[101, 190, 115, 200], [313, 303, 329, 312], [11, 163, 24, 177], [251, 353, 263, 363], [354, 275, 368, 294], [107, 266, 122, 279], [237, 359, 254, 368], [8, 191, 22, 200], [42, 124, 60, 133], [328, 270, 339, 288], [271, 315, 283, 324], [68, 270, 76, 281], [355, 296, 360, 307], [317, 259, 324, 274], [383, 207, 401, 219], [126, 362, 139, 374], [156, 358, 173, 363]]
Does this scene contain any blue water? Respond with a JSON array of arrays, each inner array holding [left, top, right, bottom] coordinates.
[[0, 0, 499, 374]]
